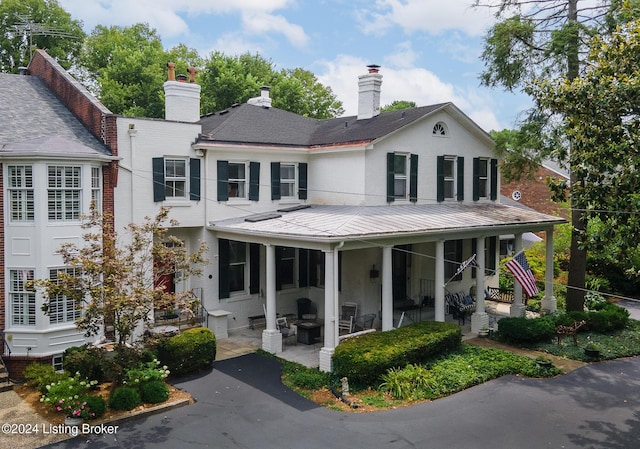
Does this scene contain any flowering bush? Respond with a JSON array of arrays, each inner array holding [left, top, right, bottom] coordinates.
[[124, 359, 170, 387], [40, 372, 98, 417], [55, 397, 91, 419]]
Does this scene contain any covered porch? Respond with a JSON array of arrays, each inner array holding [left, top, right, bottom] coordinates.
[[208, 203, 565, 372]]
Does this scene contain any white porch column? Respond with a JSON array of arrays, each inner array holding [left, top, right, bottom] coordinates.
[[262, 244, 282, 353], [319, 248, 336, 372], [381, 245, 393, 330], [471, 236, 489, 333], [435, 240, 445, 322], [510, 233, 526, 317], [541, 229, 557, 314]]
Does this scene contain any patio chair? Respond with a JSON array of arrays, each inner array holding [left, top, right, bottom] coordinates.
[[354, 313, 376, 332], [276, 317, 297, 346], [338, 302, 358, 334]]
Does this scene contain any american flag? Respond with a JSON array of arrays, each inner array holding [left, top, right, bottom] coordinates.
[[505, 251, 539, 297]]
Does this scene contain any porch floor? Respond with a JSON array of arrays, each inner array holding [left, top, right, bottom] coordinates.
[[215, 301, 522, 369]]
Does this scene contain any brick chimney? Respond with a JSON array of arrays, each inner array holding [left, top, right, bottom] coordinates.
[[247, 86, 272, 108], [164, 62, 201, 122], [357, 64, 382, 120]]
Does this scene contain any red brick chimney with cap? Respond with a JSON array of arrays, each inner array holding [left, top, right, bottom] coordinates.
[[357, 64, 382, 120]]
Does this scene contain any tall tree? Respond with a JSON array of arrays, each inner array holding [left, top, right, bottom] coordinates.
[[80, 23, 201, 118], [473, 0, 618, 310], [0, 0, 84, 73], [199, 52, 343, 118], [531, 19, 640, 287], [32, 207, 208, 345]]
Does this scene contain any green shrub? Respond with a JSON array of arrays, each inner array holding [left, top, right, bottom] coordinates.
[[109, 386, 141, 411], [554, 311, 589, 328], [124, 360, 170, 388], [333, 322, 461, 390], [157, 327, 216, 377], [23, 363, 69, 394], [586, 303, 629, 333], [83, 395, 107, 420], [140, 380, 170, 404], [63, 345, 107, 383], [496, 315, 556, 345]]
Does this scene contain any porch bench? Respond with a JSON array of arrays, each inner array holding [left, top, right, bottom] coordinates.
[[486, 287, 529, 305], [248, 314, 266, 330]]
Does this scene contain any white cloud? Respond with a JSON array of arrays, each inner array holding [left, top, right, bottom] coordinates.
[[317, 54, 503, 131], [59, 0, 307, 44], [241, 12, 309, 47], [357, 0, 495, 37]]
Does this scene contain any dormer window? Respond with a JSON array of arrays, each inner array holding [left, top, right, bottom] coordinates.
[[432, 122, 448, 136]]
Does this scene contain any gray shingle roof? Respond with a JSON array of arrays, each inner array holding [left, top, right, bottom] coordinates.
[[0, 73, 109, 155], [209, 203, 566, 242], [198, 103, 450, 147]]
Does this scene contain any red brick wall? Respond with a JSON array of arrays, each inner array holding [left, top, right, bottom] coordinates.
[[501, 165, 569, 219], [6, 355, 53, 381]]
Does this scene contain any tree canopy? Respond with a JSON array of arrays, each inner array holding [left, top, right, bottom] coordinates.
[[382, 100, 417, 112], [472, 0, 635, 310], [199, 52, 343, 118], [531, 19, 640, 283], [0, 0, 85, 73]]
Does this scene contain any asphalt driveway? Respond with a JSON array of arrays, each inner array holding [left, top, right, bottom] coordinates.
[[42, 352, 640, 449]]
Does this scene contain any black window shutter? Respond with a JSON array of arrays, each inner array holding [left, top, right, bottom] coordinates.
[[386, 153, 395, 202], [457, 156, 465, 201], [409, 154, 418, 202], [472, 157, 480, 201], [218, 239, 230, 299], [249, 243, 260, 294], [271, 162, 281, 200], [217, 161, 229, 201], [152, 157, 166, 202], [455, 240, 463, 281], [299, 249, 309, 287], [471, 239, 477, 279], [275, 246, 283, 290], [298, 163, 308, 200], [436, 155, 445, 202], [490, 158, 498, 200], [310, 250, 320, 287], [249, 162, 260, 201], [189, 158, 201, 201], [487, 236, 497, 274], [338, 251, 342, 291]]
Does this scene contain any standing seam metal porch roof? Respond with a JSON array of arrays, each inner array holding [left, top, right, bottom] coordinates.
[[209, 203, 566, 241]]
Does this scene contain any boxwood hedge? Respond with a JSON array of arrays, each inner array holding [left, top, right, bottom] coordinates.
[[332, 322, 461, 390], [157, 327, 216, 377]]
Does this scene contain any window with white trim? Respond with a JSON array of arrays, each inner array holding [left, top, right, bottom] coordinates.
[[228, 162, 247, 198], [443, 156, 456, 200], [478, 158, 489, 198], [432, 122, 448, 136], [393, 154, 408, 199], [8, 165, 34, 222], [48, 267, 82, 324], [277, 246, 296, 289], [48, 166, 81, 221], [280, 164, 296, 198], [10, 269, 35, 326], [164, 159, 187, 198], [91, 167, 101, 211], [228, 241, 247, 294], [52, 354, 64, 372]]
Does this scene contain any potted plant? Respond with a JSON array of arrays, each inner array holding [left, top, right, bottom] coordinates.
[[584, 342, 601, 359], [57, 397, 91, 426], [535, 355, 553, 368]]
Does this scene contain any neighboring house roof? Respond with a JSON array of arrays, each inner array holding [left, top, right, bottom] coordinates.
[[197, 102, 489, 148], [0, 73, 109, 155], [209, 203, 564, 243]]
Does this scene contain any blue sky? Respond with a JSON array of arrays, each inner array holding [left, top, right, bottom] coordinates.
[[58, 0, 532, 132]]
